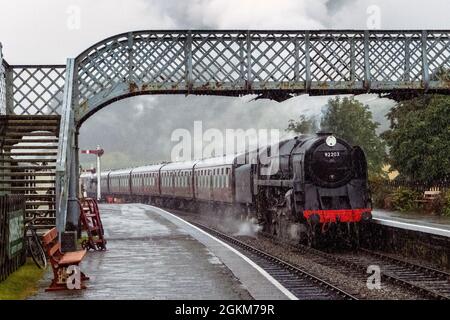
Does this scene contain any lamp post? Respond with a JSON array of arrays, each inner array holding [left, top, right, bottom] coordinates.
[[81, 145, 104, 200]]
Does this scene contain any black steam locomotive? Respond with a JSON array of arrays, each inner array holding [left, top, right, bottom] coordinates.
[[81, 133, 372, 247]]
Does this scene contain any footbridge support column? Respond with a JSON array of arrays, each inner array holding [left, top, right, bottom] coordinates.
[[66, 129, 80, 231]]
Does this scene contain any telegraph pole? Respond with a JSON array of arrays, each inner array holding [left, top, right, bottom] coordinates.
[[81, 146, 104, 201]]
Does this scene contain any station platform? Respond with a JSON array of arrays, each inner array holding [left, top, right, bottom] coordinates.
[[372, 209, 450, 238], [30, 204, 294, 300]]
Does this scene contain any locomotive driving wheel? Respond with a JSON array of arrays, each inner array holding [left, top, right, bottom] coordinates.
[[351, 223, 361, 249], [306, 224, 317, 248]]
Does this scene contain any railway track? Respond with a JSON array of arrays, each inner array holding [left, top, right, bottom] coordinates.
[[291, 242, 450, 300], [352, 248, 450, 299], [191, 221, 357, 300], [168, 208, 450, 299]]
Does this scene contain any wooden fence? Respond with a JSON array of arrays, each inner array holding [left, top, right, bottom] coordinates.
[[0, 195, 26, 282]]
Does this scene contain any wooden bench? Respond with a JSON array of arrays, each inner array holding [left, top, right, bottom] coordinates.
[[415, 190, 441, 203], [414, 190, 442, 211], [42, 228, 89, 291]]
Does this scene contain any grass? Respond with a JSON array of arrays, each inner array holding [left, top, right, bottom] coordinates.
[[0, 259, 46, 300], [78, 235, 88, 245]]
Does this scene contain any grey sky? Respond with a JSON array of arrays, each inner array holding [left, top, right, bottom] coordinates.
[[0, 0, 447, 168], [1, 0, 449, 63]]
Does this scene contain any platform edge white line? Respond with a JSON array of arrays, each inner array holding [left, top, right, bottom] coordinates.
[[373, 218, 450, 238], [148, 205, 298, 300]]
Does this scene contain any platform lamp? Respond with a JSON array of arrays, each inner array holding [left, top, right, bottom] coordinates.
[[81, 145, 104, 200]]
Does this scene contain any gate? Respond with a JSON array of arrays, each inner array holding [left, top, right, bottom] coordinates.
[[0, 194, 26, 282]]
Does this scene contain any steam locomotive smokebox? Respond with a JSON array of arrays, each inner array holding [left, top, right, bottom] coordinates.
[[61, 231, 77, 253]]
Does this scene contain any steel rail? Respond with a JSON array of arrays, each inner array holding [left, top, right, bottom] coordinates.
[[291, 243, 450, 300], [192, 221, 358, 300]]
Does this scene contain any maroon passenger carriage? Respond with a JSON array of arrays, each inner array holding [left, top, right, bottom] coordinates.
[[130, 164, 164, 202]]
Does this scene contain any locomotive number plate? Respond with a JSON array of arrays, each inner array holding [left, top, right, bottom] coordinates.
[[324, 151, 340, 158]]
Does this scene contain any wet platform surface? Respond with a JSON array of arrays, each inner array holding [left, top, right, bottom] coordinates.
[[30, 204, 292, 300], [372, 209, 450, 237]]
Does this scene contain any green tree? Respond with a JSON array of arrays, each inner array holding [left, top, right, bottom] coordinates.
[[320, 97, 386, 176], [382, 95, 450, 183], [431, 66, 450, 81], [286, 115, 318, 134]]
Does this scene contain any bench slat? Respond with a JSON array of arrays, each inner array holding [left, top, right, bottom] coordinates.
[[49, 242, 60, 257], [59, 250, 87, 265], [42, 227, 58, 245]]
